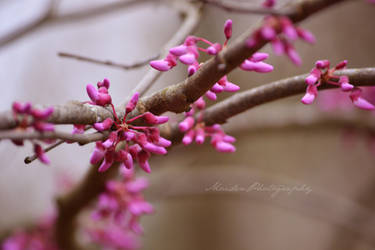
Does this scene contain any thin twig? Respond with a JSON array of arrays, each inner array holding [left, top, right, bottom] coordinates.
[[0, 130, 107, 144], [58, 52, 159, 70], [24, 140, 64, 164], [196, 0, 290, 15]]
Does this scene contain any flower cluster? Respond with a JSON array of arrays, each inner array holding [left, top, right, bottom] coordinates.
[[150, 19, 273, 100], [87, 167, 152, 249], [301, 60, 375, 111], [86, 79, 171, 173], [2, 216, 58, 250], [179, 97, 236, 153], [247, 15, 315, 65], [11, 102, 55, 164]]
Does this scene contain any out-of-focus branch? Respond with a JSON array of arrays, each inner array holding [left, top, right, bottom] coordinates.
[[58, 51, 159, 70], [0, 130, 107, 144], [0, 0, 56, 48], [196, 0, 289, 15], [0, 0, 154, 48], [55, 162, 120, 250]]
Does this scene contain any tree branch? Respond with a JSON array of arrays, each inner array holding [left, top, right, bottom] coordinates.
[[196, 0, 290, 15], [202, 68, 375, 125], [0, 130, 107, 144], [57, 51, 159, 70]]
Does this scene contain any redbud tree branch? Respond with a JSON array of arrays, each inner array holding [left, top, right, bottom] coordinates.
[[203, 68, 375, 125], [54, 1, 202, 249], [0, 0, 347, 131]]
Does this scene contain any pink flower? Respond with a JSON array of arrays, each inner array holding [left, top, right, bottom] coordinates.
[[301, 60, 374, 111]]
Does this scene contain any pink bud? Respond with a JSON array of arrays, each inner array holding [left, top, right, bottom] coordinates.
[[31, 107, 54, 120], [72, 124, 85, 134], [126, 92, 139, 114], [182, 129, 195, 145], [271, 38, 285, 55], [118, 150, 133, 169], [97, 78, 110, 89], [350, 90, 375, 110], [240, 60, 273, 73], [93, 118, 113, 131], [305, 68, 321, 85], [170, 45, 188, 56], [126, 177, 148, 193], [315, 60, 330, 69], [250, 52, 269, 62], [286, 46, 302, 66], [86, 84, 98, 103], [12, 101, 31, 114], [335, 60, 348, 70], [195, 97, 206, 110], [211, 83, 224, 93], [150, 60, 171, 71], [188, 65, 197, 76], [179, 53, 196, 65], [205, 90, 217, 100], [223, 135, 236, 143], [301, 92, 316, 105], [260, 26, 276, 40], [102, 132, 118, 148], [142, 142, 167, 155], [207, 43, 222, 55], [215, 141, 236, 153], [283, 26, 298, 41], [98, 157, 113, 172], [157, 137, 172, 147], [33, 122, 54, 132], [143, 112, 169, 124], [34, 144, 50, 164], [96, 93, 112, 106], [339, 76, 353, 91], [138, 151, 151, 173], [223, 82, 240, 92], [90, 144, 105, 164], [297, 28, 316, 44], [179, 116, 195, 132], [224, 19, 233, 40], [262, 0, 275, 8], [195, 127, 205, 144]]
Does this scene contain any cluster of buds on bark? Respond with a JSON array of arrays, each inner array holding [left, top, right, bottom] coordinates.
[[247, 15, 315, 65], [85, 79, 170, 173], [87, 167, 152, 249], [11, 102, 55, 164], [301, 60, 375, 110]]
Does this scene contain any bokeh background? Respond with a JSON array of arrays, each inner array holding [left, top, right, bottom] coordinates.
[[0, 0, 375, 249]]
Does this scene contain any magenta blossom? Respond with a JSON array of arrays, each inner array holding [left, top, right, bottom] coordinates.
[[247, 15, 315, 65], [11, 102, 55, 164], [151, 19, 273, 101], [88, 167, 152, 249], [301, 60, 374, 110], [85, 79, 171, 173]]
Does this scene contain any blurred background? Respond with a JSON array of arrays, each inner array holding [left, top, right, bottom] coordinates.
[[0, 0, 375, 249]]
